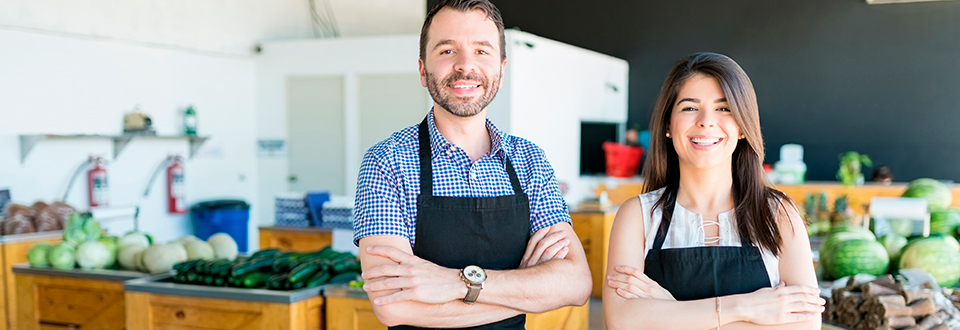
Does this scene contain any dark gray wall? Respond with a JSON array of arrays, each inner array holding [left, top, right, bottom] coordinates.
[[427, 0, 960, 182]]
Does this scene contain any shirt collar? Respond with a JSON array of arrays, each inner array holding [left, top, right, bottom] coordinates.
[[427, 109, 509, 160]]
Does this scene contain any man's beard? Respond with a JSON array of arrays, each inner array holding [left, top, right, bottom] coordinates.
[[425, 69, 501, 118]]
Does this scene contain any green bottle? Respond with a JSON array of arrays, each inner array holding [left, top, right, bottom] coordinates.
[[184, 106, 198, 135]]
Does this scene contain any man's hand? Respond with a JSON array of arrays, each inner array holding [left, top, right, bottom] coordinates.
[[361, 245, 466, 305], [518, 226, 571, 269]]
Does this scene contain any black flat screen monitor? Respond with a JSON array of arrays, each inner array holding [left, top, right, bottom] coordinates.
[[580, 122, 619, 175]]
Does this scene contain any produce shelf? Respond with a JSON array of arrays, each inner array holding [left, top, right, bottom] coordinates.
[[124, 275, 341, 304], [12, 264, 149, 282]]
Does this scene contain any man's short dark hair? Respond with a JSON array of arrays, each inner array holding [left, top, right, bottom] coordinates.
[[419, 0, 506, 61]]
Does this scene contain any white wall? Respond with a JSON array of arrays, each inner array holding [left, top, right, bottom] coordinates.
[[0, 29, 258, 245], [254, 35, 427, 226]]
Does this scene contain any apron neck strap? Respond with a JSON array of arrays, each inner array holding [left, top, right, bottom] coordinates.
[[418, 116, 434, 195], [417, 115, 525, 197], [651, 192, 678, 250], [503, 155, 523, 195], [651, 205, 673, 250]]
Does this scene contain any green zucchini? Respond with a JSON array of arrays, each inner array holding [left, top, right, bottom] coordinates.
[[316, 246, 337, 259], [232, 257, 276, 277], [250, 248, 283, 259], [288, 261, 321, 284], [329, 272, 359, 284], [271, 258, 297, 273], [267, 274, 290, 290], [291, 280, 306, 290], [186, 271, 199, 284], [208, 259, 233, 275], [173, 259, 202, 273], [214, 277, 225, 286], [241, 272, 271, 288], [331, 257, 360, 275], [305, 271, 331, 288], [227, 274, 243, 287]]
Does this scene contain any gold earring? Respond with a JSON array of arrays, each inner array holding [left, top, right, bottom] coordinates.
[[666, 132, 671, 138]]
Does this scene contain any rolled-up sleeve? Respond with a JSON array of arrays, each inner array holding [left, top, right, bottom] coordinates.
[[525, 146, 572, 235], [353, 146, 408, 246]]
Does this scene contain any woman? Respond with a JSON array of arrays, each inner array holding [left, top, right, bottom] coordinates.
[[602, 53, 825, 330]]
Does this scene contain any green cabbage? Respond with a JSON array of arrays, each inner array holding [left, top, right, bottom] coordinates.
[[48, 243, 76, 270], [27, 243, 52, 267]]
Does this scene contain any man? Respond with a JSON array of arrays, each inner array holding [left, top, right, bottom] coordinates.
[[353, 0, 592, 329]]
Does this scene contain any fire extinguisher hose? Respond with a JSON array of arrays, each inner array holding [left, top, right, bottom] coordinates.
[[143, 157, 173, 198], [62, 158, 94, 202]]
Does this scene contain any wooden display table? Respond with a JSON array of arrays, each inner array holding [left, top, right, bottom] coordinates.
[[571, 208, 617, 298], [324, 285, 588, 330], [1, 231, 62, 330], [125, 276, 325, 330], [14, 264, 147, 330], [259, 226, 333, 252]]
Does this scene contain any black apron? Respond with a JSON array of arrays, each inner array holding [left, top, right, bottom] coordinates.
[[390, 117, 530, 330], [643, 202, 771, 301]]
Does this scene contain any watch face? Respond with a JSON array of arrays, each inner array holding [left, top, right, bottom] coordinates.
[[463, 265, 486, 283]]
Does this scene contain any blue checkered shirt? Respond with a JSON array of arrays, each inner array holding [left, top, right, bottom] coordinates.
[[353, 110, 571, 247]]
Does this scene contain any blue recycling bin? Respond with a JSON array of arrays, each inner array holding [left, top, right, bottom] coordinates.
[[191, 199, 250, 253]]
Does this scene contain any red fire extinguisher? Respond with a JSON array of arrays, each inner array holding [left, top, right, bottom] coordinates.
[[167, 155, 186, 214], [87, 156, 109, 208]]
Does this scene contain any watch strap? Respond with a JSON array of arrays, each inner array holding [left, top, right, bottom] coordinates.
[[463, 282, 482, 304]]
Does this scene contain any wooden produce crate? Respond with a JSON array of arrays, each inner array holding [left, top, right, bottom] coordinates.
[[125, 276, 325, 330], [571, 209, 616, 298], [13, 264, 147, 330], [259, 226, 332, 252], [324, 286, 588, 330], [1, 231, 62, 330]]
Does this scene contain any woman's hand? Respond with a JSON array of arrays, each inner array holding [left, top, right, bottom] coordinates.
[[733, 282, 825, 325], [606, 265, 675, 301]]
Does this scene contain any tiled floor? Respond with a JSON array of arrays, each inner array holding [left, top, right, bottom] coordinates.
[[589, 297, 605, 330]]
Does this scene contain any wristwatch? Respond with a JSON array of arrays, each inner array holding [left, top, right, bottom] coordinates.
[[460, 265, 486, 305]]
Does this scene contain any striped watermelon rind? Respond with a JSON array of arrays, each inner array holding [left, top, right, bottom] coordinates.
[[930, 209, 960, 236], [819, 227, 876, 278], [827, 239, 890, 279], [902, 178, 953, 212], [899, 236, 960, 288]]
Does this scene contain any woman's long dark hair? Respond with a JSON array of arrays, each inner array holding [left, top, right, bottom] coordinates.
[[641, 52, 791, 256]]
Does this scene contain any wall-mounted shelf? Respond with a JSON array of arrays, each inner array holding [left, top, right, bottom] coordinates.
[[18, 134, 209, 163]]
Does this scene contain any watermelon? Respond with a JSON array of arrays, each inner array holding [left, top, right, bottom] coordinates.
[[826, 239, 890, 279], [899, 235, 960, 287], [902, 178, 953, 212], [930, 209, 960, 236], [878, 233, 908, 261], [818, 227, 876, 278]]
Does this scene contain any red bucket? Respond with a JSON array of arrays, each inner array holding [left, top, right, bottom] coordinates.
[[602, 142, 644, 178]]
